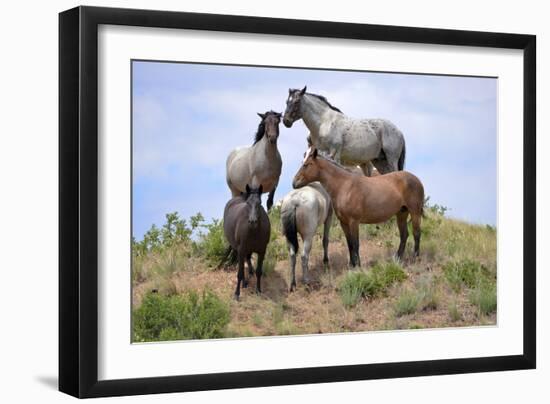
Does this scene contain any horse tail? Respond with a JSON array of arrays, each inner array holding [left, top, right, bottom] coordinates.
[[398, 141, 406, 171], [281, 206, 299, 254], [218, 245, 238, 268]]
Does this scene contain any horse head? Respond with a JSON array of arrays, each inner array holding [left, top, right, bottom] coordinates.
[[245, 184, 263, 228], [256, 111, 282, 145], [292, 147, 320, 189], [283, 86, 306, 128]]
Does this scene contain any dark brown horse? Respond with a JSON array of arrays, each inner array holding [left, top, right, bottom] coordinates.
[[223, 185, 271, 299], [292, 148, 424, 267]]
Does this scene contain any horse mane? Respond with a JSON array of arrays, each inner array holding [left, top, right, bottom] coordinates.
[[253, 121, 266, 145], [253, 110, 279, 145], [308, 93, 343, 113], [315, 150, 356, 174]]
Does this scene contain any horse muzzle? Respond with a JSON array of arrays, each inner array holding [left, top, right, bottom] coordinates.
[[283, 118, 293, 128]]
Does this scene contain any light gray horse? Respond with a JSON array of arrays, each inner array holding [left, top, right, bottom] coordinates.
[[280, 181, 333, 291], [226, 111, 282, 210], [283, 86, 406, 175]]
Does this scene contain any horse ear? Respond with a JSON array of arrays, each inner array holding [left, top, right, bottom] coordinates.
[[245, 184, 251, 194], [312, 148, 318, 159], [300, 86, 307, 95], [259, 185, 263, 195], [257, 112, 265, 119], [288, 88, 292, 94]]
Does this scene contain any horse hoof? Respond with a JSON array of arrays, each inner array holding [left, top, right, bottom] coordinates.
[[243, 280, 249, 288], [234, 294, 240, 301], [289, 283, 296, 292], [256, 288, 262, 295]]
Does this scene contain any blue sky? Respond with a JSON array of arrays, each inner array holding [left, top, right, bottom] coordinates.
[[132, 61, 497, 240]]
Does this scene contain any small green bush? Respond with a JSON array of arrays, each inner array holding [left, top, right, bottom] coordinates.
[[133, 290, 230, 342], [394, 289, 422, 317], [339, 260, 407, 307], [443, 259, 493, 292], [197, 219, 229, 266], [469, 282, 497, 316]]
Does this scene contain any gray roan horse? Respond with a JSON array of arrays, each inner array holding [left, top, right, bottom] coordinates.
[[223, 185, 271, 300], [280, 182, 333, 291], [226, 111, 282, 210], [283, 86, 406, 175]]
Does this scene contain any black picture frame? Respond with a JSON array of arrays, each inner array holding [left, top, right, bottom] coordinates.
[[59, 5, 536, 398]]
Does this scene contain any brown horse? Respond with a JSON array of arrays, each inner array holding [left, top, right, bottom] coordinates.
[[223, 185, 271, 300], [292, 148, 424, 267]]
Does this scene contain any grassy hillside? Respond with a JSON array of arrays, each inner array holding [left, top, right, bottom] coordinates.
[[131, 201, 497, 342]]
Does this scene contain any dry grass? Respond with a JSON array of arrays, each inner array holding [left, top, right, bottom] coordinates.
[[132, 209, 497, 339]]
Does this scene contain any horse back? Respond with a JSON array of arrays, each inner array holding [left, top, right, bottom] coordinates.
[[372, 171, 424, 211]]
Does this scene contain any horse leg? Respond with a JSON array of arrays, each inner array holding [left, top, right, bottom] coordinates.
[[243, 253, 254, 288], [360, 162, 373, 177], [396, 211, 409, 260], [340, 222, 354, 267], [247, 254, 254, 276], [322, 209, 333, 264], [288, 240, 297, 292], [350, 221, 361, 267], [301, 236, 313, 285], [267, 186, 277, 211], [411, 213, 422, 258], [329, 147, 342, 163], [255, 252, 265, 294], [372, 159, 392, 175], [234, 254, 245, 300], [342, 221, 360, 267]]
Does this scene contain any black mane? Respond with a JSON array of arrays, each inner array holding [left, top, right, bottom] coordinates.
[[253, 110, 279, 145], [253, 121, 266, 145], [309, 93, 343, 113]]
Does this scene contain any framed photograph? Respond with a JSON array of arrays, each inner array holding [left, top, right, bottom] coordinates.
[[59, 6, 536, 398]]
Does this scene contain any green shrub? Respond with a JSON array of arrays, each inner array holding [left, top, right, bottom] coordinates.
[[394, 289, 422, 317], [469, 281, 497, 316], [133, 290, 230, 342], [197, 219, 229, 266], [339, 260, 407, 307], [443, 259, 493, 292]]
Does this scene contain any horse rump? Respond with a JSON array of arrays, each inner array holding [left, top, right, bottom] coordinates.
[[398, 141, 406, 171]]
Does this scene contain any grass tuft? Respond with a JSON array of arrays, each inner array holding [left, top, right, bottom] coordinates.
[[469, 281, 497, 316], [339, 260, 407, 307], [448, 299, 462, 322], [394, 289, 422, 317], [443, 259, 493, 292]]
